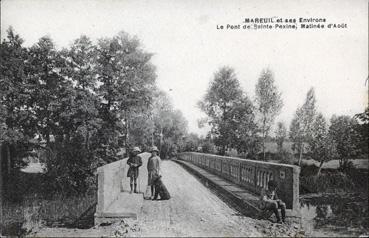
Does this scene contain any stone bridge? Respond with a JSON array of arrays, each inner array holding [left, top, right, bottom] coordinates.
[[95, 152, 300, 224]]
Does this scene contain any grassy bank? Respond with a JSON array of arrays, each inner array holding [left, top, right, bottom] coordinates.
[[2, 191, 96, 236], [299, 163, 368, 195]]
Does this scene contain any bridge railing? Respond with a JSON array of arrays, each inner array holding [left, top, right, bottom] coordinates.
[[178, 152, 300, 212]]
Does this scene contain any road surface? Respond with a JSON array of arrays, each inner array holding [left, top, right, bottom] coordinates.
[[134, 160, 262, 237]]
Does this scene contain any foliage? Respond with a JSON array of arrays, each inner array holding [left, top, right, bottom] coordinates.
[[329, 115, 361, 171], [0, 28, 158, 195], [94, 31, 156, 162], [200, 138, 216, 154], [232, 96, 260, 157], [354, 107, 369, 155], [289, 87, 317, 165], [148, 90, 188, 158], [255, 68, 283, 160], [277, 150, 296, 165], [198, 66, 259, 155], [183, 133, 200, 152], [308, 113, 338, 175], [300, 172, 355, 194]]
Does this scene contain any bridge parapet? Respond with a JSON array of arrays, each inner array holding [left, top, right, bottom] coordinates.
[[95, 152, 150, 224], [178, 152, 300, 212], [96, 159, 126, 214]]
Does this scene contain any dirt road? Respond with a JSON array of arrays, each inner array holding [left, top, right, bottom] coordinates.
[[132, 160, 262, 237]]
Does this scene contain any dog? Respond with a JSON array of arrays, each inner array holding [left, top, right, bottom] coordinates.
[[152, 175, 171, 200]]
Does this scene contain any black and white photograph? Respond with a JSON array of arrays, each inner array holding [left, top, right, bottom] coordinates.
[[0, 0, 368, 237]]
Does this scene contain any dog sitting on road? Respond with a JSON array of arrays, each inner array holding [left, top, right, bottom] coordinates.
[[152, 175, 171, 200]]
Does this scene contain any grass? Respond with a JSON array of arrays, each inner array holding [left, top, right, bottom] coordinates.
[[2, 192, 96, 236]]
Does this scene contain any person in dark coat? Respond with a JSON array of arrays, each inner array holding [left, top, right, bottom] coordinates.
[[260, 180, 286, 223], [127, 147, 142, 193], [152, 175, 170, 200]]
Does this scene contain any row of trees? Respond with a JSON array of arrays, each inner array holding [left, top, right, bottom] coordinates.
[[0, 27, 188, 196], [287, 88, 366, 174], [199, 66, 368, 175], [198, 67, 282, 158]]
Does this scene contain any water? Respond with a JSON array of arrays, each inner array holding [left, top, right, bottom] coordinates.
[[300, 193, 369, 237]]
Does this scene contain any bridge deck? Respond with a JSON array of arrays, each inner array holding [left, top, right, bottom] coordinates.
[[174, 159, 300, 218], [134, 160, 262, 237]]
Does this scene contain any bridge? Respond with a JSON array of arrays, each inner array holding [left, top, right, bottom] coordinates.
[[95, 152, 301, 233]]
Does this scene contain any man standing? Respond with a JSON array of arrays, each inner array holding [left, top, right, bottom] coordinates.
[[127, 147, 142, 193], [147, 146, 161, 199]]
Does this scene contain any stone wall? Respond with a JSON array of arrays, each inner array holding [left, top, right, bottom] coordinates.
[[95, 152, 150, 214], [178, 152, 300, 212], [96, 159, 126, 213]]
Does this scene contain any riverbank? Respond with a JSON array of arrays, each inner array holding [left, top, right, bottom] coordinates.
[[300, 192, 369, 237]]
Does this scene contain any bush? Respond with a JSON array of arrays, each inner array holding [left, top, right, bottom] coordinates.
[[300, 172, 355, 194], [275, 150, 296, 165], [201, 140, 216, 154], [42, 139, 99, 196]]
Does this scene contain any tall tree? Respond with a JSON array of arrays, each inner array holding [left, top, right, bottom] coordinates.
[[309, 113, 337, 175], [151, 91, 187, 158], [198, 66, 248, 155], [28, 36, 70, 147], [0, 28, 36, 195], [289, 88, 317, 165], [95, 31, 156, 161], [255, 68, 283, 160], [329, 115, 361, 170], [61, 35, 100, 150], [232, 96, 260, 157], [275, 121, 287, 155]]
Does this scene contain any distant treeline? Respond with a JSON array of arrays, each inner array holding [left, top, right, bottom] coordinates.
[[196, 66, 368, 176]]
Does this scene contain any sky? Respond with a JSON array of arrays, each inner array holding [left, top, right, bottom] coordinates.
[[1, 0, 368, 136]]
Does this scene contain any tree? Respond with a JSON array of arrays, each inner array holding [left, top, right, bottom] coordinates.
[[60, 35, 101, 150], [255, 68, 283, 160], [329, 115, 361, 171], [309, 113, 338, 176], [232, 96, 260, 157], [184, 133, 200, 152], [275, 121, 287, 155], [199, 66, 253, 155], [354, 107, 369, 155], [0, 28, 37, 198], [0, 28, 162, 195], [95, 31, 156, 162], [289, 88, 317, 165], [151, 91, 188, 158]]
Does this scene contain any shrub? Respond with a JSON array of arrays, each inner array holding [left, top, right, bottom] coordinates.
[[300, 172, 355, 194], [275, 150, 296, 165]]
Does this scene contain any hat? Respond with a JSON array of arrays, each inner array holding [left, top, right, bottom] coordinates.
[[132, 147, 141, 153], [150, 146, 159, 152], [268, 180, 278, 188]]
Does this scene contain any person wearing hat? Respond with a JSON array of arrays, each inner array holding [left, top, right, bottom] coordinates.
[[127, 146, 142, 193], [147, 146, 161, 199], [259, 180, 286, 223]]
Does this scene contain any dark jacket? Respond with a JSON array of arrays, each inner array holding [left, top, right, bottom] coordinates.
[[127, 155, 142, 178]]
